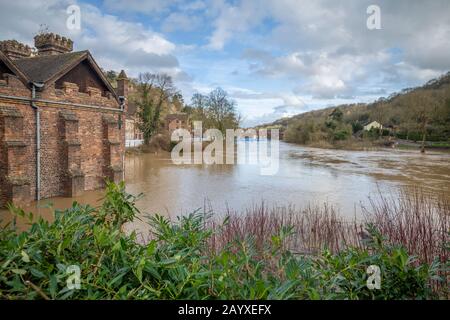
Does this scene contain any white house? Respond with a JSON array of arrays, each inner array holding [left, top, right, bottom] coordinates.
[[363, 121, 383, 131]]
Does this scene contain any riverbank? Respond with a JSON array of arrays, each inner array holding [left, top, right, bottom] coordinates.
[[285, 137, 450, 152], [126, 134, 228, 155], [126, 132, 173, 155], [296, 138, 384, 151], [1, 183, 447, 300]]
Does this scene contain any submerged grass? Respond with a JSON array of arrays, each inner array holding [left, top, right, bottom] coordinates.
[[207, 188, 449, 264], [0, 182, 448, 300]]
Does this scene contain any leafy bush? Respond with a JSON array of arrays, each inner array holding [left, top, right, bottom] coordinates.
[[306, 225, 443, 300], [352, 122, 363, 134], [0, 184, 446, 300], [333, 129, 351, 141]]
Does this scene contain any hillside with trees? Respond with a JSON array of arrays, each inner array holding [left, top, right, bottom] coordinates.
[[263, 72, 450, 150]]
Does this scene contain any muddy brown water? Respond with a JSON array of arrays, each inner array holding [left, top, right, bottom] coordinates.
[[2, 141, 449, 235]]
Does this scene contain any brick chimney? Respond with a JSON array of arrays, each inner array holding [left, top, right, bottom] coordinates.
[[116, 70, 129, 114], [0, 40, 32, 60], [34, 33, 73, 56], [116, 70, 129, 98]]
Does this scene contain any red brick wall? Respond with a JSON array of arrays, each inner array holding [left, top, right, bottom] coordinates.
[[167, 118, 187, 132], [0, 75, 35, 206], [0, 74, 125, 207]]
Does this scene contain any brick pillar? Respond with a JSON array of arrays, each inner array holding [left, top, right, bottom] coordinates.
[[102, 114, 123, 184], [0, 106, 31, 207], [116, 71, 128, 177], [116, 70, 129, 100], [116, 70, 128, 119], [59, 111, 85, 197]]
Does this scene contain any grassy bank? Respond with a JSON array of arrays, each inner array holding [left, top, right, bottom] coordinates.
[[296, 138, 383, 151], [284, 137, 450, 152], [0, 183, 448, 299]]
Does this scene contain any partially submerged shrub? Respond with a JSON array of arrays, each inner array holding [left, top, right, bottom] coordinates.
[[139, 132, 172, 153], [308, 225, 443, 300]]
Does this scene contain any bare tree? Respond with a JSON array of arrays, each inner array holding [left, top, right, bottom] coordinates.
[[206, 88, 240, 133], [187, 89, 240, 132], [406, 91, 439, 153], [135, 73, 176, 144]]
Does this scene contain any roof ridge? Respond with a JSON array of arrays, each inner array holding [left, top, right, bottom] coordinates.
[[9, 49, 119, 103], [14, 50, 88, 61]]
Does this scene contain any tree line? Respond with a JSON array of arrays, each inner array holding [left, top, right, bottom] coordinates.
[[282, 72, 450, 150], [105, 71, 241, 145]]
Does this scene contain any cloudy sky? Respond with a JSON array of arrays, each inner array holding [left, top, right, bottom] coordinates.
[[1, 0, 449, 126]]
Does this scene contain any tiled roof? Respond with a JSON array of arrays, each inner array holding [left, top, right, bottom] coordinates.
[[0, 50, 30, 85], [13, 51, 87, 83]]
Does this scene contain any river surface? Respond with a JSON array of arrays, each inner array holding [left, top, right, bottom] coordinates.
[[2, 141, 450, 233]]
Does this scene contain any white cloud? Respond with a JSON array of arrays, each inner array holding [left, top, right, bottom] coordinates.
[[79, 5, 175, 54], [103, 0, 178, 15], [206, 0, 267, 50], [245, 50, 390, 99], [392, 62, 443, 84], [162, 12, 201, 33], [180, 0, 207, 12], [208, 0, 450, 96], [0, 0, 188, 80]]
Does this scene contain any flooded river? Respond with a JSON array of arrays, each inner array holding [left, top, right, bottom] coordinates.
[[2, 141, 450, 232]]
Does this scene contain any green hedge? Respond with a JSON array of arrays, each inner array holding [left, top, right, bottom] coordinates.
[[0, 183, 446, 300]]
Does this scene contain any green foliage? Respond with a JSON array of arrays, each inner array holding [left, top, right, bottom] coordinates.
[[285, 107, 353, 145], [0, 185, 445, 300], [134, 73, 177, 145], [99, 181, 142, 227], [333, 129, 351, 141], [364, 128, 381, 139], [104, 70, 118, 87], [352, 122, 364, 133], [285, 121, 317, 144], [307, 226, 441, 300], [330, 108, 343, 122]]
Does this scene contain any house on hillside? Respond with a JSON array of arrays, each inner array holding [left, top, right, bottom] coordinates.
[[124, 95, 144, 147], [125, 102, 144, 147], [166, 113, 189, 134], [363, 121, 383, 131], [0, 33, 128, 207]]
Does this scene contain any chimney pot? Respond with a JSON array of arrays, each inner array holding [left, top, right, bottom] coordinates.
[[34, 32, 73, 56], [116, 70, 129, 110], [0, 40, 32, 60]]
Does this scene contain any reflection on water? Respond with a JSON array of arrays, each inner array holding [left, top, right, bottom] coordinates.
[[2, 141, 450, 233]]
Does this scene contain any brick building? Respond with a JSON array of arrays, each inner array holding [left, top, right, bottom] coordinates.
[[166, 113, 189, 134], [125, 101, 143, 142], [0, 33, 128, 207]]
